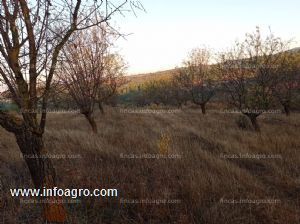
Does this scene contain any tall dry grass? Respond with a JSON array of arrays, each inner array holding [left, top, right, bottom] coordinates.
[[0, 107, 299, 223]]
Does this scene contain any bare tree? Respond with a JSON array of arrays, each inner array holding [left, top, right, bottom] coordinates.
[[169, 78, 189, 108], [271, 51, 300, 116], [58, 27, 110, 133], [139, 79, 188, 108], [142, 80, 170, 105], [218, 27, 288, 131], [97, 53, 127, 114], [174, 48, 215, 114], [0, 1, 141, 222]]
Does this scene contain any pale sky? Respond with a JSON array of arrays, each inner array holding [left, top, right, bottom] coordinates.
[[114, 0, 300, 74]]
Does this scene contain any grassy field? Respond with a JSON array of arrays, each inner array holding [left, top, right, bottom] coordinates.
[[0, 107, 299, 224]]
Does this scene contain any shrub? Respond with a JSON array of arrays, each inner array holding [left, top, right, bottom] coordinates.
[[236, 115, 253, 130]]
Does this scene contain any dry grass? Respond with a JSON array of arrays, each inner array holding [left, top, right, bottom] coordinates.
[[0, 107, 299, 223]]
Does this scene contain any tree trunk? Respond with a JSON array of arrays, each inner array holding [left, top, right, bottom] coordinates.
[[200, 103, 206, 115], [15, 130, 67, 223], [98, 102, 105, 115], [246, 114, 260, 132], [84, 113, 98, 133], [283, 104, 290, 116]]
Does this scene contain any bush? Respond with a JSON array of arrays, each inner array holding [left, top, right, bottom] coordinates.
[[236, 115, 253, 130]]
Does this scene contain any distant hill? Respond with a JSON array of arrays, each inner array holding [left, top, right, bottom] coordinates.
[[124, 47, 300, 90], [288, 47, 300, 53], [124, 68, 179, 89]]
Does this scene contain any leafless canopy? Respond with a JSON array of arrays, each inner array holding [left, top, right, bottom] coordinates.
[[59, 27, 108, 115], [57, 25, 126, 132], [174, 47, 215, 114], [217, 27, 290, 130], [0, 0, 140, 134]]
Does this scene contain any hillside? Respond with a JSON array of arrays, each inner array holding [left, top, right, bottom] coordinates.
[[288, 47, 300, 53], [125, 68, 179, 89]]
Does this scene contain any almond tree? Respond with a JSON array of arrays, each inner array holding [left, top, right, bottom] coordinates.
[[218, 27, 288, 131], [0, 1, 141, 222], [271, 51, 300, 116], [169, 79, 189, 108], [58, 27, 109, 133], [97, 54, 127, 114], [174, 48, 215, 114]]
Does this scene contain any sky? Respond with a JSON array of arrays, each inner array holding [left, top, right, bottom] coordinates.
[[113, 0, 300, 74]]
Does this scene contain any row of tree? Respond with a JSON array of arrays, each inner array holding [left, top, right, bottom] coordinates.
[[125, 28, 299, 131], [2, 26, 298, 134]]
